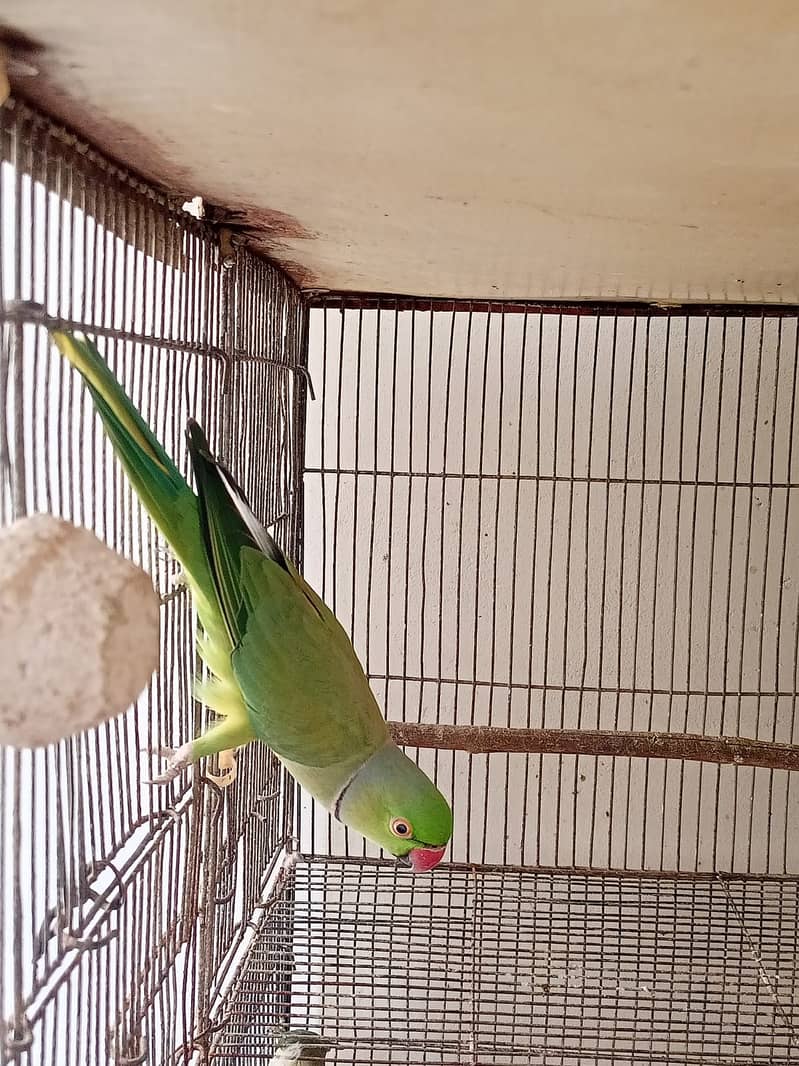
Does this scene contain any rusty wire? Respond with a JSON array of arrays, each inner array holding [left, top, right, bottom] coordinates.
[[0, 97, 305, 1065]]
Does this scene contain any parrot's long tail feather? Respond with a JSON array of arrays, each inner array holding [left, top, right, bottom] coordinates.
[[50, 332, 212, 601], [51, 331, 255, 766]]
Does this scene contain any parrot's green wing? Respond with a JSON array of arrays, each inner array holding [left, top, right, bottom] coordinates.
[[232, 552, 389, 764], [187, 421, 389, 767]]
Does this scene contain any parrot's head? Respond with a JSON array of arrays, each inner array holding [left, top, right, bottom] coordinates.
[[336, 742, 453, 872]]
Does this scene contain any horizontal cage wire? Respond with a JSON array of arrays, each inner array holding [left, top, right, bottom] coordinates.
[[0, 98, 306, 1065], [211, 860, 799, 1065], [301, 301, 799, 875]]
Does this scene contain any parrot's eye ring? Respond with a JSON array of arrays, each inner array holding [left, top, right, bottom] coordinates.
[[390, 817, 413, 838]]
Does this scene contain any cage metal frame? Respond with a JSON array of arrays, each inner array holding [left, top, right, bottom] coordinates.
[[1, 92, 798, 1064]]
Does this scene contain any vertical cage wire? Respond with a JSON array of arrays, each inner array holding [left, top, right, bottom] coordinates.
[[0, 98, 306, 1065], [303, 299, 799, 875]]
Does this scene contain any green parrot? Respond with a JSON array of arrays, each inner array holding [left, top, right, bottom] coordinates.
[[268, 1028, 331, 1064], [50, 331, 452, 872]]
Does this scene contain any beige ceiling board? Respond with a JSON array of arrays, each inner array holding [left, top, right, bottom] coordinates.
[[3, 2, 798, 301]]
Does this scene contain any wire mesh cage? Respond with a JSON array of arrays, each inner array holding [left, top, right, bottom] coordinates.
[[0, 98, 305, 1065], [300, 300, 799, 876], [214, 862, 799, 1065], [1, 96, 799, 1065]]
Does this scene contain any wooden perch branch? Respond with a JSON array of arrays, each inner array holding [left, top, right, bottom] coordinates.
[[387, 722, 799, 773]]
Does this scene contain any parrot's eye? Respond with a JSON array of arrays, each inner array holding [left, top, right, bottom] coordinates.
[[390, 817, 413, 838]]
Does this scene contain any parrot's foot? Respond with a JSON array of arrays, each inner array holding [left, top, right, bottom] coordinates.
[[206, 747, 238, 788], [155, 545, 185, 588], [144, 742, 194, 785]]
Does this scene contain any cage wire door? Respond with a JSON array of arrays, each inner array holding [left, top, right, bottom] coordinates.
[[2, 97, 799, 1066], [0, 99, 305, 1065]]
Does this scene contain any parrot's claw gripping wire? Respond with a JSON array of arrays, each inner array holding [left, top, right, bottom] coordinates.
[[206, 748, 238, 788], [142, 742, 194, 785]]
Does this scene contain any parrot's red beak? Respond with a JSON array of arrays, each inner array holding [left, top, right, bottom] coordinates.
[[407, 845, 447, 872]]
